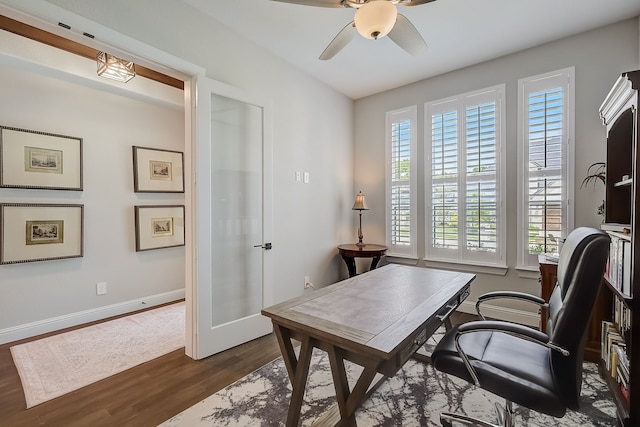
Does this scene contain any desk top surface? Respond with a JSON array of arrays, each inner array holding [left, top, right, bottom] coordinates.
[[262, 264, 475, 359]]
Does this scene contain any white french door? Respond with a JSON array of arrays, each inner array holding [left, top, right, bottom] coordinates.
[[191, 77, 273, 359]]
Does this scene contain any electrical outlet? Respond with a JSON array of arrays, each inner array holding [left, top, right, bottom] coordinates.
[[304, 276, 311, 289], [96, 282, 107, 295]]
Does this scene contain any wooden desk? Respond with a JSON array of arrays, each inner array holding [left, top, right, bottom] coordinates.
[[262, 264, 475, 426], [338, 243, 387, 277]]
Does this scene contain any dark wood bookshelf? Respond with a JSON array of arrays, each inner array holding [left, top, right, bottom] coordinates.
[[603, 275, 634, 304], [599, 69, 640, 427], [598, 362, 630, 425]]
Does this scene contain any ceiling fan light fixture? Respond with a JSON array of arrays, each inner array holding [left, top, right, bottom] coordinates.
[[354, 1, 397, 40]]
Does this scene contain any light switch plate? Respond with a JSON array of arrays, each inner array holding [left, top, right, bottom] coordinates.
[[96, 282, 107, 295]]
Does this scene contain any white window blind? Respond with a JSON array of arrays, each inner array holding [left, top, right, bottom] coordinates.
[[386, 106, 417, 257], [431, 110, 459, 250], [466, 102, 498, 253], [426, 85, 505, 266], [518, 68, 574, 269]]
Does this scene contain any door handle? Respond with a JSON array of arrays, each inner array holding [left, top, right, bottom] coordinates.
[[253, 242, 272, 250]]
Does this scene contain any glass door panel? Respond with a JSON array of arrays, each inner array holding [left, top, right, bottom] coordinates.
[[210, 94, 263, 327]]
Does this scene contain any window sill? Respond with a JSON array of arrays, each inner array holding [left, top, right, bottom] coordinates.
[[422, 258, 508, 276], [515, 265, 540, 280], [385, 254, 418, 265]]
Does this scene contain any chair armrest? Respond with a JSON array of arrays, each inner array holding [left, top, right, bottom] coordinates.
[[475, 291, 547, 320], [454, 320, 567, 387], [457, 320, 548, 341]]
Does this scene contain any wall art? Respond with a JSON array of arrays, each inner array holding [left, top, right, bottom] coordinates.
[[0, 126, 83, 190], [134, 205, 185, 251], [132, 146, 184, 193], [0, 203, 84, 264]]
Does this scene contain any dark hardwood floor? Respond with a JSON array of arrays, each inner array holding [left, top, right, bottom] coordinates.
[[0, 306, 475, 427], [0, 307, 281, 427]]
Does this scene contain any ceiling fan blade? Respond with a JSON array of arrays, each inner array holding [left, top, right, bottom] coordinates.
[[270, 0, 343, 8], [319, 22, 356, 60], [398, 0, 438, 6], [388, 14, 428, 55]]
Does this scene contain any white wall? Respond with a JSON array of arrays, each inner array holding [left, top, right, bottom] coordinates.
[[0, 34, 185, 341], [34, 0, 355, 301], [0, 0, 354, 340], [354, 18, 640, 320]]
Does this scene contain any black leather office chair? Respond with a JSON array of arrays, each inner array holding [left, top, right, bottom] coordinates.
[[431, 227, 610, 427]]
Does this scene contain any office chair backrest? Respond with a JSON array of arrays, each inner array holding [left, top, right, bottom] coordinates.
[[545, 227, 610, 410]]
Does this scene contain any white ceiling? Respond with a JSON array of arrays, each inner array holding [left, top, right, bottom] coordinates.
[[183, 0, 640, 99]]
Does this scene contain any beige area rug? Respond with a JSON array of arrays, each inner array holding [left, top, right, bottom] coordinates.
[[11, 301, 185, 408]]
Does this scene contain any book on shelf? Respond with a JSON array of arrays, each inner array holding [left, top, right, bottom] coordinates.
[[622, 239, 631, 295], [614, 298, 632, 332], [602, 321, 614, 361], [617, 345, 630, 387], [611, 348, 619, 379], [601, 319, 630, 396], [606, 331, 624, 371], [606, 233, 632, 297], [620, 383, 630, 404]]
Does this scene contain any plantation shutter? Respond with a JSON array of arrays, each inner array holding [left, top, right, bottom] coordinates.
[[518, 68, 574, 269], [526, 88, 564, 255], [426, 85, 505, 266], [431, 110, 459, 250], [465, 102, 498, 253], [386, 106, 417, 258], [390, 119, 411, 246]]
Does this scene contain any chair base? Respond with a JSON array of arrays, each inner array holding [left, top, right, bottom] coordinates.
[[440, 400, 513, 427]]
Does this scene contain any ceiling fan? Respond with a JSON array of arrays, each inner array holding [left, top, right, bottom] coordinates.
[[271, 0, 436, 60]]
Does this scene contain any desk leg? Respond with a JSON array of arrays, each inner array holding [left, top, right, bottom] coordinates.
[[341, 256, 357, 278], [325, 346, 381, 427], [369, 256, 381, 271], [273, 324, 298, 383], [273, 325, 314, 427]]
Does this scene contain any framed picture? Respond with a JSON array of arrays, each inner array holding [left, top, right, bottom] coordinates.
[[132, 146, 184, 193], [0, 126, 83, 190], [0, 204, 84, 264], [134, 205, 185, 251]]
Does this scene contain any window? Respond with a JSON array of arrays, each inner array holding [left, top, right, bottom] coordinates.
[[517, 68, 574, 269], [425, 85, 506, 267], [385, 106, 417, 258]]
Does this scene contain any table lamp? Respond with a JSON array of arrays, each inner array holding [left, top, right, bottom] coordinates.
[[352, 191, 369, 246]]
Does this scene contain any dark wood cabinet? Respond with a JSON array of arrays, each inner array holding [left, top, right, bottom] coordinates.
[[538, 257, 556, 334], [538, 256, 611, 363], [599, 70, 640, 426]]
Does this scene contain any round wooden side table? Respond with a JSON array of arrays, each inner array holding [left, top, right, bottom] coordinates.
[[337, 243, 388, 277]]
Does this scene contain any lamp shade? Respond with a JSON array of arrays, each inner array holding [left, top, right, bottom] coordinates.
[[354, 0, 398, 40], [352, 191, 369, 211], [96, 52, 136, 83]]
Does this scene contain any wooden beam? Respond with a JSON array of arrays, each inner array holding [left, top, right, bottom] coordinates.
[[0, 15, 184, 90]]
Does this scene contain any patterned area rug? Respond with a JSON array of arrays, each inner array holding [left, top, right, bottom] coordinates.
[[11, 301, 185, 408], [161, 331, 617, 426]]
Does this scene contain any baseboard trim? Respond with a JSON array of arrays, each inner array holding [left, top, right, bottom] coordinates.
[[0, 289, 185, 345], [457, 300, 540, 328]]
